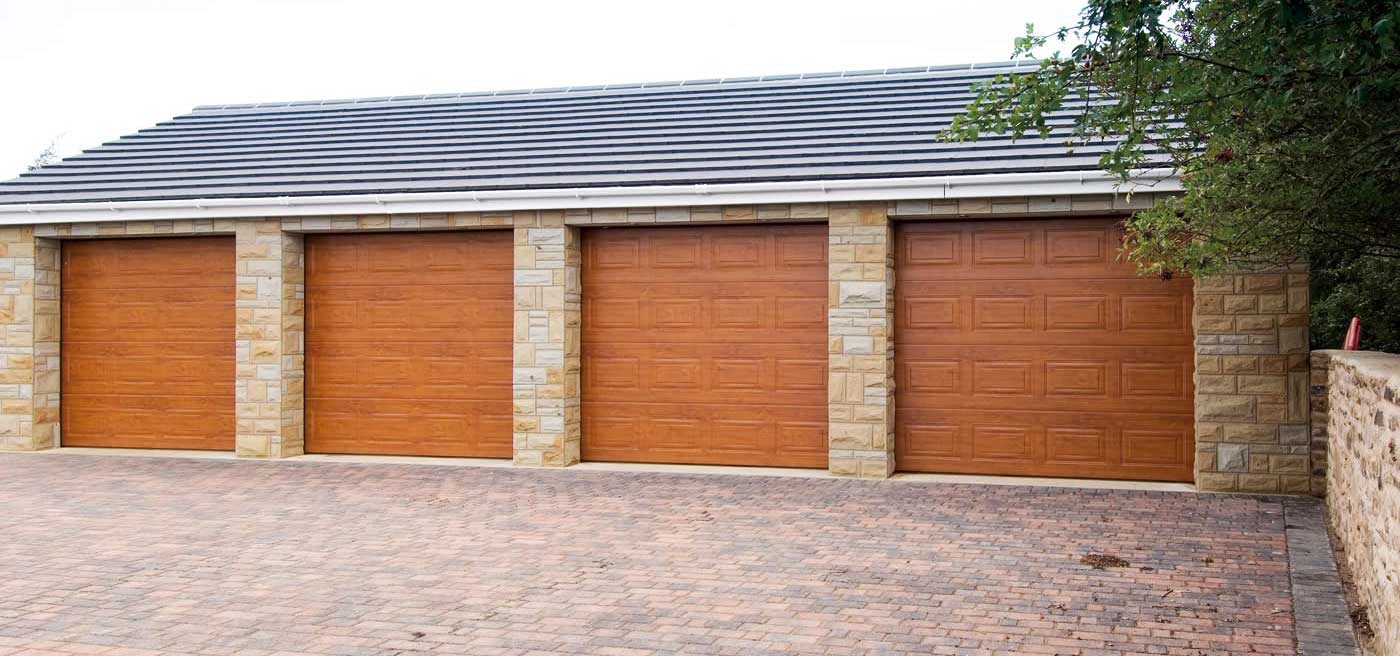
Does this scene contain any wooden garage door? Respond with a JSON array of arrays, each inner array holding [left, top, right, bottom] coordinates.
[[62, 237, 235, 449], [896, 218, 1195, 481], [305, 231, 513, 457], [583, 224, 828, 467]]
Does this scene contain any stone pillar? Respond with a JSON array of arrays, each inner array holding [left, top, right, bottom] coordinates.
[[1309, 351, 1333, 495], [234, 220, 305, 457], [0, 227, 39, 450], [1193, 268, 1311, 493], [827, 203, 896, 478], [32, 237, 60, 449], [512, 211, 581, 466]]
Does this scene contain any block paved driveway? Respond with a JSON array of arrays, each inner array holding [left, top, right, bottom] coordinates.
[[0, 453, 1310, 655]]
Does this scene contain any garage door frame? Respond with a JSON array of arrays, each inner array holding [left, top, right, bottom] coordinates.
[[579, 222, 830, 468], [893, 216, 1197, 482], [59, 235, 237, 450], [303, 229, 514, 458]]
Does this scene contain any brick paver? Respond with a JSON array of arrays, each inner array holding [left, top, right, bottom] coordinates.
[[0, 453, 1333, 655]]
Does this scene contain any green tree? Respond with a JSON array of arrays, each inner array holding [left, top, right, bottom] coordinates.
[[945, 0, 1400, 351]]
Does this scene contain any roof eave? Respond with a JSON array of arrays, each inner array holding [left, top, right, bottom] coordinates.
[[0, 169, 1180, 225]]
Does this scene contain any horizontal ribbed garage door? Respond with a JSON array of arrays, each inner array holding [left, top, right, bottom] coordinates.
[[62, 237, 235, 449], [305, 231, 513, 457], [896, 218, 1195, 481], [583, 224, 828, 467]]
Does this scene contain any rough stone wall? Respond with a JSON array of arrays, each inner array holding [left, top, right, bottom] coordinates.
[[562, 203, 829, 225], [34, 219, 234, 239], [1192, 269, 1312, 493], [279, 213, 513, 232], [1312, 349, 1400, 655], [827, 203, 895, 478], [512, 211, 582, 467], [889, 192, 1158, 217]]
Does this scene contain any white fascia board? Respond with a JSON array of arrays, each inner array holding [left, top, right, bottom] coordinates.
[[0, 169, 1180, 225]]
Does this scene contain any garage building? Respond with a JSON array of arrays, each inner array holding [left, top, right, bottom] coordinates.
[[0, 62, 1313, 493]]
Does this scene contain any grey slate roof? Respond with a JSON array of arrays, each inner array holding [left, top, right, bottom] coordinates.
[[0, 61, 1161, 206]]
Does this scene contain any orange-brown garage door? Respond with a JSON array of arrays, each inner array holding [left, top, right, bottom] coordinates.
[[62, 237, 235, 449], [896, 218, 1195, 481], [305, 231, 513, 457], [583, 224, 828, 467]]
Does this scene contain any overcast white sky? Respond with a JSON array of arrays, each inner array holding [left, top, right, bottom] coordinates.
[[0, 0, 1085, 179]]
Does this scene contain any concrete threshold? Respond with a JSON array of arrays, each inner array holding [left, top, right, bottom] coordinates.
[[28, 447, 1196, 493]]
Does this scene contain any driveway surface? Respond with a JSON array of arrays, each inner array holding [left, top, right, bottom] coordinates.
[[0, 453, 1346, 655]]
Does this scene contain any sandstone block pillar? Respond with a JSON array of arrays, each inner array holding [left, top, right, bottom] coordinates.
[[235, 220, 304, 457], [0, 227, 50, 451], [512, 212, 582, 467], [1193, 268, 1311, 493], [827, 204, 896, 478]]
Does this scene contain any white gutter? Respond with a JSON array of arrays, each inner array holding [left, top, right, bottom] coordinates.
[[0, 169, 1180, 225]]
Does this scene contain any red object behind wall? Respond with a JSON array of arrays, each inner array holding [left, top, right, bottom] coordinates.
[[1343, 315, 1362, 350]]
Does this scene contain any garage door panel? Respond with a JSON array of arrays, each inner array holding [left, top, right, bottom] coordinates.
[[61, 239, 232, 289], [583, 224, 827, 467], [585, 342, 824, 406], [897, 407, 1192, 480], [64, 344, 232, 395], [776, 421, 829, 458], [896, 219, 1193, 481], [583, 401, 829, 467], [898, 346, 1193, 413], [306, 399, 512, 457], [898, 279, 1194, 342], [62, 237, 235, 450], [306, 288, 512, 343], [305, 231, 511, 457], [586, 227, 826, 284], [584, 286, 825, 343], [711, 415, 774, 456], [64, 397, 237, 451], [900, 220, 1141, 281], [62, 290, 232, 342], [307, 343, 511, 399], [308, 233, 511, 287]]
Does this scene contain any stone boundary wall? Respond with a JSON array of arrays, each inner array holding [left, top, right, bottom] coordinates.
[[1311, 349, 1400, 654]]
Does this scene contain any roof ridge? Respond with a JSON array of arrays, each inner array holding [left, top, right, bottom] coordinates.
[[190, 60, 1038, 112]]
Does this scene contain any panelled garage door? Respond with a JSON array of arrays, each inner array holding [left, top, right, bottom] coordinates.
[[62, 237, 235, 449], [896, 218, 1195, 481], [305, 231, 513, 457], [582, 224, 829, 467]]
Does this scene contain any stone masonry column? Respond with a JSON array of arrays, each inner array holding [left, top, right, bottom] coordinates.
[[31, 236, 60, 449], [1193, 267, 1311, 493], [827, 203, 896, 478], [235, 219, 305, 457], [0, 227, 43, 450], [512, 211, 582, 466]]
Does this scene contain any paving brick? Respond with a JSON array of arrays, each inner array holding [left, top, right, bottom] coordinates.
[[0, 453, 1348, 655]]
